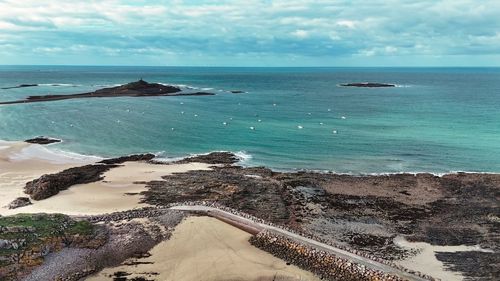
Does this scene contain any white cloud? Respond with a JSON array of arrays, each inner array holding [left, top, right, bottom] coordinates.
[[0, 0, 499, 65], [291, 29, 309, 39]]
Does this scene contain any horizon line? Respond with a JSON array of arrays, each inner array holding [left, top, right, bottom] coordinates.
[[1, 64, 499, 68]]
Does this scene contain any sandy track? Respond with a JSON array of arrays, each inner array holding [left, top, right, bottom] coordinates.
[[172, 205, 429, 281], [87, 216, 318, 281]]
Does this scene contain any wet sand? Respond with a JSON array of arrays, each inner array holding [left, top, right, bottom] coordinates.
[[0, 140, 89, 210], [87, 216, 320, 281], [0, 141, 212, 216]]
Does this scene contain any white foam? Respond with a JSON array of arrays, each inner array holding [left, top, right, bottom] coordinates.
[[39, 83, 82, 87], [245, 174, 262, 179], [9, 145, 102, 165], [234, 151, 253, 163]]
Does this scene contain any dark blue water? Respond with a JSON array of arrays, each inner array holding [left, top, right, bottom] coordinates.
[[1, 66, 499, 173]]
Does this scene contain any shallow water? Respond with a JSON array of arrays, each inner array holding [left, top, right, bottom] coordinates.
[[0, 66, 499, 173]]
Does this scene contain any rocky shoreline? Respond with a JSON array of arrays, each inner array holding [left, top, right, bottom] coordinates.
[[1, 149, 498, 280]]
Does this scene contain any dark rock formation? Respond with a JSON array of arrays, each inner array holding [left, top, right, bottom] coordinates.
[[435, 251, 500, 280], [7, 197, 32, 209], [25, 137, 61, 145], [92, 79, 180, 96], [24, 164, 118, 200], [1, 84, 38, 90], [23, 153, 161, 200], [140, 157, 499, 278], [175, 152, 240, 165], [341, 83, 395, 87], [99, 153, 156, 164], [0, 80, 214, 105]]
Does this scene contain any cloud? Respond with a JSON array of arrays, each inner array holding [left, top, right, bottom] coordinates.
[[0, 0, 499, 66]]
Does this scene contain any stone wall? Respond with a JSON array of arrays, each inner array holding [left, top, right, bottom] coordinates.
[[250, 231, 406, 281]]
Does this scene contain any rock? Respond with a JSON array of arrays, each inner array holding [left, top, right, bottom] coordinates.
[[24, 164, 118, 200], [7, 197, 32, 209], [230, 90, 245, 94], [98, 154, 156, 164], [176, 152, 240, 165], [0, 239, 11, 249], [25, 137, 61, 145], [341, 83, 395, 88]]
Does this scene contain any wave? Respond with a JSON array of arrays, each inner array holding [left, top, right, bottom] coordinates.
[[38, 83, 82, 87], [234, 151, 253, 163], [1, 84, 39, 90], [154, 150, 253, 165], [91, 84, 122, 88], [5, 141, 102, 165]]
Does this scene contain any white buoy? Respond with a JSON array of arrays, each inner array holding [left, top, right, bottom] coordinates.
[[307, 113, 312, 115], [273, 103, 277, 107], [171, 128, 175, 131], [194, 114, 198, 117], [181, 111, 184, 114], [258, 119, 262, 122], [328, 108, 331, 112], [250, 126, 255, 130], [180, 102, 184, 105], [341, 116, 346, 119], [333, 130, 338, 134], [229, 117, 233, 120], [297, 125, 303, 129], [223, 122, 227, 126], [319, 122, 324, 125]]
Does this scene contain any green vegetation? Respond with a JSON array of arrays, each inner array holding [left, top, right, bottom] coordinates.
[[0, 213, 95, 264]]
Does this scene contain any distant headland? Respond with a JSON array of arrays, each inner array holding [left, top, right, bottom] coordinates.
[[341, 82, 396, 88], [0, 80, 215, 105]]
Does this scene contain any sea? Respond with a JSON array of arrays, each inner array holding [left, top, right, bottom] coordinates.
[[0, 66, 499, 174]]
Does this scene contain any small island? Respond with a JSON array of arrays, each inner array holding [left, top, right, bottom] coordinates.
[[25, 136, 61, 145], [1, 84, 39, 90], [341, 82, 396, 88], [0, 80, 215, 105]]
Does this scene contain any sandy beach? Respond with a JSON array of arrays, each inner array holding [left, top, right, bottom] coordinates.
[[0, 141, 212, 216], [87, 216, 320, 281]]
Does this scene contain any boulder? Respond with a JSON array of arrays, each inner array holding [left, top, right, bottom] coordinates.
[[7, 197, 32, 209]]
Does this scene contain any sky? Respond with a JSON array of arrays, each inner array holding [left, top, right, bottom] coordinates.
[[0, 0, 499, 67]]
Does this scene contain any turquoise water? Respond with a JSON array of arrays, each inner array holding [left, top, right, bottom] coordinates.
[[0, 66, 499, 173]]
